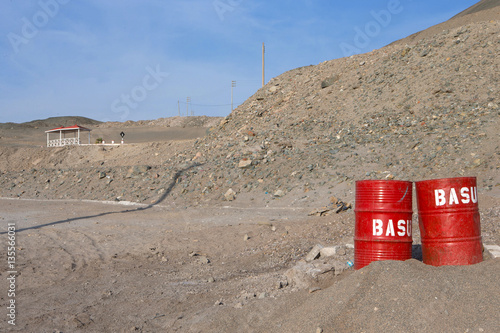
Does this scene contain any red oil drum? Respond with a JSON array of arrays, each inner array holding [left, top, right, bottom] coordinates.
[[354, 180, 413, 270], [415, 177, 482, 266]]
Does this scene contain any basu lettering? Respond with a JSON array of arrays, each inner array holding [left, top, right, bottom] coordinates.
[[373, 219, 411, 237], [434, 187, 477, 206]]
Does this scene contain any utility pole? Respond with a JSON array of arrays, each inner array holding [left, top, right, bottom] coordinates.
[[262, 42, 265, 87], [186, 97, 191, 117], [177, 100, 180, 117], [231, 80, 236, 112]]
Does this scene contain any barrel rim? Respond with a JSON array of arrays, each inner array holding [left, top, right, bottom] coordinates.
[[415, 176, 477, 185], [356, 179, 412, 185]]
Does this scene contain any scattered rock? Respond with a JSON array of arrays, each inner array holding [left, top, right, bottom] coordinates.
[[305, 244, 324, 262], [335, 246, 346, 256], [219, 118, 229, 126], [277, 279, 288, 289], [309, 196, 352, 216], [332, 260, 349, 276], [258, 292, 268, 299], [238, 159, 252, 168], [483, 244, 500, 259], [284, 260, 333, 289], [224, 189, 236, 201], [71, 313, 93, 328], [319, 247, 337, 258], [273, 189, 285, 197], [308, 208, 330, 217], [309, 287, 321, 293], [321, 75, 339, 89], [126, 165, 151, 179], [257, 221, 273, 226], [268, 86, 278, 93], [192, 152, 202, 160], [198, 256, 210, 264], [284, 261, 318, 289]]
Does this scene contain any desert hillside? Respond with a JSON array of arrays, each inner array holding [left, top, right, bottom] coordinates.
[[1, 14, 497, 207], [454, 0, 500, 17], [0, 116, 102, 129], [395, 0, 500, 44]]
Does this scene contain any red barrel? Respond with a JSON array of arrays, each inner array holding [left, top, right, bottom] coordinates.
[[415, 177, 482, 266], [354, 180, 413, 270]]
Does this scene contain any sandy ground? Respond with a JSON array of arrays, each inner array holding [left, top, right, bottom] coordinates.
[[0, 196, 499, 332], [0, 121, 499, 332]]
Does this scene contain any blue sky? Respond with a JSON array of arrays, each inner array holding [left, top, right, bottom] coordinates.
[[0, 0, 479, 123]]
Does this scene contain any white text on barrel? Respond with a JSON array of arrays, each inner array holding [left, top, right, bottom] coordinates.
[[434, 187, 477, 206], [373, 219, 412, 237]]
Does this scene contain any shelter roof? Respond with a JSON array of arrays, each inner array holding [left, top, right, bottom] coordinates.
[[45, 124, 92, 133]]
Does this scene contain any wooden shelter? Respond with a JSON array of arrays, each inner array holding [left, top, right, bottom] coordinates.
[[45, 124, 91, 147]]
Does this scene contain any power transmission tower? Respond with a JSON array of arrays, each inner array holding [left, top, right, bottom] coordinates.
[[262, 42, 265, 87], [231, 80, 236, 112], [178, 100, 180, 116], [186, 97, 191, 117]]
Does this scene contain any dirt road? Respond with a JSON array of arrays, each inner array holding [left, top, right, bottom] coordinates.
[[1, 198, 498, 332]]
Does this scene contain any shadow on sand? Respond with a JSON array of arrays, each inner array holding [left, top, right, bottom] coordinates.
[[412, 244, 423, 262], [1, 163, 202, 234]]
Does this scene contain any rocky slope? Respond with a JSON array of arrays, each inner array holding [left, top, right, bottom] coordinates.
[[0, 12, 499, 212], [454, 0, 500, 17]]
